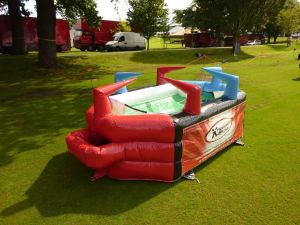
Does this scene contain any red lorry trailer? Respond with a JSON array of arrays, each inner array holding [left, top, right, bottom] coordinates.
[[0, 15, 70, 53], [184, 32, 265, 48], [184, 32, 218, 48], [73, 20, 120, 51]]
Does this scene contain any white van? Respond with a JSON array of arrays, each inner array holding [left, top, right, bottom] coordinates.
[[105, 32, 146, 51]]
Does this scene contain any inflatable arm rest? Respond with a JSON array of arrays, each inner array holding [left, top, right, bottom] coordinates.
[[114, 72, 143, 94], [93, 78, 137, 117], [157, 66, 186, 85], [202, 67, 239, 100], [66, 129, 124, 169], [162, 77, 201, 115]]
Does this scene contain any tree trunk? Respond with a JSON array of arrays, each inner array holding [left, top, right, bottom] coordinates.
[[7, 0, 26, 54], [232, 35, 241, 56], [36, 0, 57, 68], [267, 34, 271, 44], [274, 35, 278, 44], [146, 38, 150, 50]]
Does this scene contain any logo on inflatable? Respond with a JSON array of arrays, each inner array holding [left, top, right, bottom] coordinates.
[[206, 118, 233, 143]]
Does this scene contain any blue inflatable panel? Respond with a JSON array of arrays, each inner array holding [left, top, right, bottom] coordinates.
[[183, 80, 226, 93], [114, 67, 239, 100], [183, 81, 208, 89], [114, 72, 143, 94], [202, 67, 239, 100]]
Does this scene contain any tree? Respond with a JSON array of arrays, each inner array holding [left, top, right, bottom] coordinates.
[[279, 0, 300, 36], [55, 0, 99, 28], [1, 0, 29, 54], [179, 0, 272, 54], [116, 21, 131, 32], [265, 19, 282, 43], [36, 0, 99, 68], [174, 3, 228, 36], [174, 8, 200, 29], [174, 5, 207, 48], [127, 0, 168, 50], [36, 0, 56, 67], [264, 0, 286, 43]]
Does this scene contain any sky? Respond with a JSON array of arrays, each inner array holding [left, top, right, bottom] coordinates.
[[26, 0, 192, 22]]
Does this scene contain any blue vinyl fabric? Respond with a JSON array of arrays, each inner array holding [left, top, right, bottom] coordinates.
[[114, 72, 143, 94], [183, 67, 239, 100]]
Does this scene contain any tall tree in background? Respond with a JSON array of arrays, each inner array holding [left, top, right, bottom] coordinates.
[[279, 0, 300, 36], [196, 0, 270, 54], [127, 0, 168, 50], [1, 0, 29, 54], [174, 5, 207, 48], [36, 0, 99, 68], [173, 7, 201, 30], [116, 21, 131, 32], [264, 0, 286, 43]]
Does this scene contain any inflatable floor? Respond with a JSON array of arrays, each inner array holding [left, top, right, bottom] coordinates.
[[66, 66, 246, 182]]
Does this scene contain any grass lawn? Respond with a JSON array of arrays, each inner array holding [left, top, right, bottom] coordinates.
[[0, 42, 299, 225], [148, 37, 184, 50]]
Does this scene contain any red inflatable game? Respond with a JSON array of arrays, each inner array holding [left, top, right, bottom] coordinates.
[[66, 67, 246, 182]]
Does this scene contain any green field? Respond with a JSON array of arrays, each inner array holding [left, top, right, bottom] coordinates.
[[0, 41, 300, 225]]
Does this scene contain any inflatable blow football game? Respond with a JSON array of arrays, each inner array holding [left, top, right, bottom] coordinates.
[[66, 67, 246, 182]]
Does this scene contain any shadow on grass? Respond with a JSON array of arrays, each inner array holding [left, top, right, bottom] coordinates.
[[266, 43, 288, 51], [129, 48, 254, 65], [0, 54, 114, 102], [265, 43, 299, 52], [0, 93, 92, 166], [0, 54, 115, 167], [292, 77, 300, 81], [1, 143, 235, 217], [1, 152, 173, 216]]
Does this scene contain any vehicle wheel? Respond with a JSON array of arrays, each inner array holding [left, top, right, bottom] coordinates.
[[87, 45, 96, 51], [135, 46, 140, 50], [61, 45, 70, 51], [116, 46, 121, 51], [80, 47, 86, 51], [1, 47, 11, 54], [56, 46, 62, 52], [96, 45, 104, 51]]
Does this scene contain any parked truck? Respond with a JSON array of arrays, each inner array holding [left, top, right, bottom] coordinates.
[[184, 32, 265, 48], [0, 15, 71, 53], [184, 32, 218, 48], [73, 20, 120, 51]]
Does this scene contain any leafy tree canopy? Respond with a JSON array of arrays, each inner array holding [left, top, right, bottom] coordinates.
[[279, 0, 300, 35], [263, 0, 288, 43], [116, 20, 131, 32], [127, 0, 168, 49], [0, 0, 30, 16], [55, 0, 100, 27], [174, 6, 204, 30]]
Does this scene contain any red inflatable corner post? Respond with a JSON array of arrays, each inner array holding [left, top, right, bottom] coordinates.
[[162, 77, 201, 115], [93, 78, 136, 117], [156, 66, 186, 85]]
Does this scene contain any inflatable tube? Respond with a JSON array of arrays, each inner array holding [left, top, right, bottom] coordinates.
[[66, 129, 179, 181]]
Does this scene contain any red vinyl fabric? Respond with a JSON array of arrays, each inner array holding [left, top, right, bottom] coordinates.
[[181, 102, 245, 174], [66, 129, 177, 181]]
